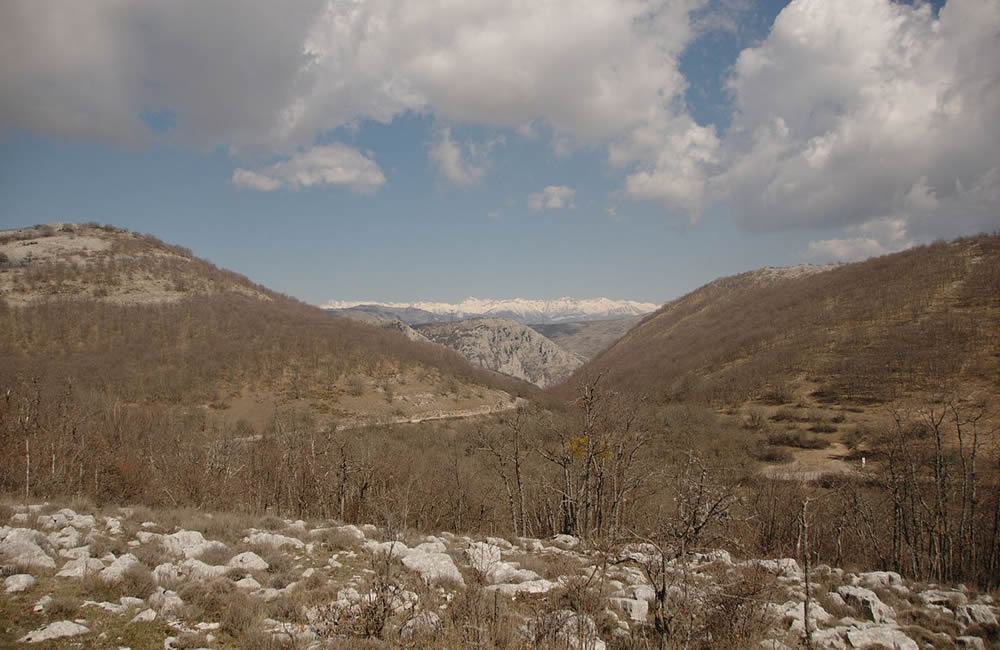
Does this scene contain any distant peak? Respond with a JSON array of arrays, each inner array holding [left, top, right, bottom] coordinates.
[[322, 297, 660, 324]]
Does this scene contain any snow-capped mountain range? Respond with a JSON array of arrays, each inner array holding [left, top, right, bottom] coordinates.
[[322, 297, 660, 325]]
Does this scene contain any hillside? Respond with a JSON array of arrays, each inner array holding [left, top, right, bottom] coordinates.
[[0, 223, 531, 431], [415, 318, 585, 388], [529, 316, 642, 360], [570, 236, 1000, 407]]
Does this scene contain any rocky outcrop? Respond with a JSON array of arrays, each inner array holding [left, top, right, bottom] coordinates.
[[4, 502, 999, 650], [416, 318, 585, 387]]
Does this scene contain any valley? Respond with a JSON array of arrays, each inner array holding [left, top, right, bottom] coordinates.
[[2, 224, 999, 650]]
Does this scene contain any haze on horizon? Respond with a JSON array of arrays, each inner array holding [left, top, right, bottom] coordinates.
[[1, 0, 998, 305]]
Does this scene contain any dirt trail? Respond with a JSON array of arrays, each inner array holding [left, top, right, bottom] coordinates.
[[334, 397, 527, 431]]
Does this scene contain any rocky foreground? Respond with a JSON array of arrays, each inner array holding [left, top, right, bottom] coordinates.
[[1, 503, 997, 649]]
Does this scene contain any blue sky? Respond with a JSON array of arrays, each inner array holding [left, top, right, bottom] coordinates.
[[1, 0, 995, 306]]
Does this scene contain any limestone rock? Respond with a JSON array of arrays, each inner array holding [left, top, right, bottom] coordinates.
[[4, 573, 36, 593], [836, 586, 895, 624], [844, 626, 917, 650], [99, 553, 140, 583], [227, 551, 269, 572], [19, 621, 90, 643]]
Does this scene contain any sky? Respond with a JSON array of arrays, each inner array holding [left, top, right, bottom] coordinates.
[[1, 0, 997, 306]]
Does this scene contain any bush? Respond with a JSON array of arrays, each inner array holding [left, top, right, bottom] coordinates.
[[121, 563, 157, 598], [767, 431, 830, 450]]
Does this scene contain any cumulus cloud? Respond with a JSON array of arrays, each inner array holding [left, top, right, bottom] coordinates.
[[1, 0, 997, 236], [802, 217, 914, 263], [232, 144, 385, 193], [428, 128, 496, 186], [717, 0, 1000, 240], [529, 186, 575, 210]]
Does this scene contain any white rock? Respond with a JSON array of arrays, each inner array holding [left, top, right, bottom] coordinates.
[[486, 536, 514, 550], [48, 526, 82, 549], [0, 527, 57, 570], [57, 555, 105, 578], [227, 551, 269, 572], [845, 626, 917, 650], [131, 608, 157, 623], [632, 584, 656, 602], [236, 577, 261, 591], [362, 539, 410, 559], [401, 550, 465, 586], [179, 558, 227, 582], [153, 562, 184, 585], [956, 604, 998, 627], [19, 620, 90, 643], [33, 595, 53, 613], [918, 588, 968, 607], [100, 554, 140, 583], [104, 517, 124, 536], [244, 531, 305, 550], [551, 534, 580, 549], [836, 586, 895, 624], [147, 587, 184, 617], [852, 571, 903, 590], [466, 542, 502, 575], [120, 596, 145, 608], [4, 573, 36, 593], [415, 541, 448, 554], [302, 567, 316, 579], [487, 579, 558, 595], [610, 597, 648, 622], [401, 611, 442, 638], [330, 525, 365, 542]]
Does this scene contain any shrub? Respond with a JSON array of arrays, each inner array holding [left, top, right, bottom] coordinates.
[[121, 563, 157, 599]]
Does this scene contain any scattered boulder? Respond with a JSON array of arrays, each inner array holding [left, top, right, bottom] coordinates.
[[4, 573, 36, 593], [131, 608, 157, 623], [609, 597, 649, 622], [955, 603, 997, 627], [19, 621, 90, 643], [0, 527, 57, 570], [244, 531, 305, 550], [227, 551, 269, 572], [401, 549, 465, 586], [836, 586, 895, 624], [845, 626, 917, 650], [99, 553, 140, 583]]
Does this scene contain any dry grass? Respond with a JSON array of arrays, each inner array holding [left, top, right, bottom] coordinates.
[[120, 563, 157, 599]]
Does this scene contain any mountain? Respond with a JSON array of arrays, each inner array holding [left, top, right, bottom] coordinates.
[[528, 316, 643, 360], [324, 296, 659, 324], [568, 235, 1000, 407], [0, 223, 533, 430], [415, 318, 586, 388], [327, 307, 432, 343]]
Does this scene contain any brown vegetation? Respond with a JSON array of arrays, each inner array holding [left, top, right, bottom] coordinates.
[[570, 233, 1000, 408]]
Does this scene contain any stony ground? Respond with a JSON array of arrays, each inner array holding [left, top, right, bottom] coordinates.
[[1, 501, 997, 649]]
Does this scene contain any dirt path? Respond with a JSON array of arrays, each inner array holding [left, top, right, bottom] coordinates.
[[334, 397, 527, 431]]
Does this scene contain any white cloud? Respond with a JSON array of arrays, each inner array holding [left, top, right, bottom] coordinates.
[[802, 216, 914, 263], [716, 0, 1000, 240], [529, 186, 575, 210], [0, 0, 706, 153], [1, 0, 997, 238], [428, 128, 487, 186], [232, 144, 385, 193]]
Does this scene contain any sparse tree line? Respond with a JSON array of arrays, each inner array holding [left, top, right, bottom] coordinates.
[[2, 372, 997, 590]]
